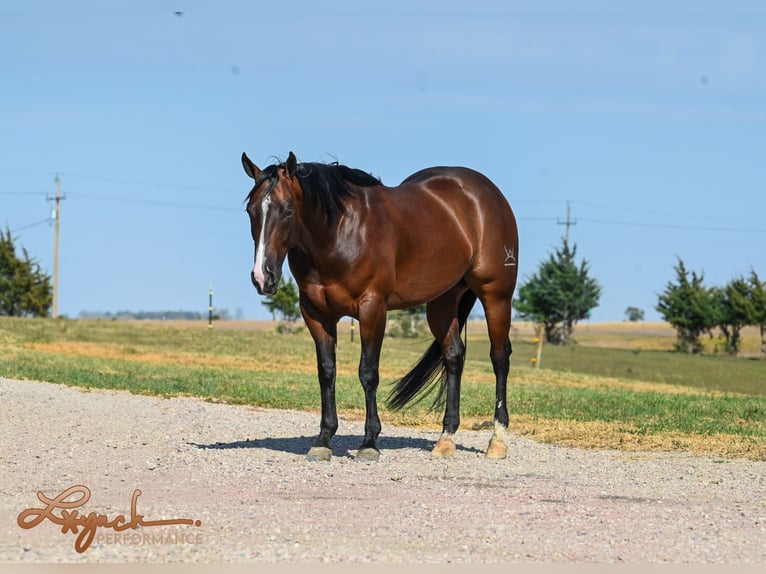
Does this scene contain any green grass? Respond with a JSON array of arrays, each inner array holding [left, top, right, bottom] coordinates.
[[4, 343, 762, 439], [514, 383, 763, 436], [2, 348, 360, 410], [503, 340, 766, 396], [1, 317, 764, 459]]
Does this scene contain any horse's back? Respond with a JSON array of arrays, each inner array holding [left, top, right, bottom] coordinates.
[[400, 165, 491, 188], [399, 166, 516, 231]]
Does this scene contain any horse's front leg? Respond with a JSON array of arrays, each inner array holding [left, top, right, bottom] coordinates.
[[301, 301, 339, 462], [355, 296, 387, 462]]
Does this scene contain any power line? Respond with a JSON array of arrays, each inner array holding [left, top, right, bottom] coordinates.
[[6, 181, 766, 236], [516, 198, 765, 234], [519, 198, 763, 229], [2, 187, 243, 212], [0, 191, 49, 196], [569, 199, 759, 227], [10, 218, 51, 233], [0, 171, 58, 177], [579, 217, 766, 234], [0, 171, 241, 195], [63, 173, 242, 195], [70, 192, 242, 212]]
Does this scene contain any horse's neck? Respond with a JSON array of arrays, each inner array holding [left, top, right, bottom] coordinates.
[[294, 212, 341, 263]]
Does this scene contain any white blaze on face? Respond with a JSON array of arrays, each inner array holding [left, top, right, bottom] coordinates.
[[252, 194, 272, 288]]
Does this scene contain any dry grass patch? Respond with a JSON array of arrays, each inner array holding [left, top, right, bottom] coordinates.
[[516, 369, 729, 397], [25, 340, 411, 380], [331, 410, 766, 461], [505, 414, 766, 461], [463, 415, 765, 461], [26, 341, 318, 376]]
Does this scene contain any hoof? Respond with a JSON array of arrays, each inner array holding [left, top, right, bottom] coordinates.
[[485, 438, 508, 459], [306, 446, 332, 462], [356, 447, 380, 463], [431, 434, 456, 458]]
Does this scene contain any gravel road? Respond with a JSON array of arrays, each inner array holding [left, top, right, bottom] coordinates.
[[1, 377, 764, 563]]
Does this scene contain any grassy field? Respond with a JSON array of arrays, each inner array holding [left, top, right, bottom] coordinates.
[[1, 317, 764, 460]]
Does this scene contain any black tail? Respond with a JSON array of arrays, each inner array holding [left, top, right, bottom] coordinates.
[[385, 290, 477, 412]]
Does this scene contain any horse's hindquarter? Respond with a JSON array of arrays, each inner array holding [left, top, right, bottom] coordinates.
[[378, 167, 518, 307]]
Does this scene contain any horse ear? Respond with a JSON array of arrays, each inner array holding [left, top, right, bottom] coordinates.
[[241, 152, 261, 180], [285, 151, 297, 178]]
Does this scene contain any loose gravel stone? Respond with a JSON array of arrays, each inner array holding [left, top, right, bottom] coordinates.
[[1, 377, 764, 563]]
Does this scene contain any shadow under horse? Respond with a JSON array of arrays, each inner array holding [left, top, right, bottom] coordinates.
[[242, 151, 519, 462]]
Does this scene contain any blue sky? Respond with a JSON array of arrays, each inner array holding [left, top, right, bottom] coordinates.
[[2, 0, 765, 322]]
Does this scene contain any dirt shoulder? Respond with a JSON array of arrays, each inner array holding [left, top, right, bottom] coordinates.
[[1, 378, 764, 563]]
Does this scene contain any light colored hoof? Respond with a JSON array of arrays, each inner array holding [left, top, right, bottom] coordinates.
[[431, 434, 456, 458], [356, 447, 380, 463], [306, 446, 332, 462], [486, 421, 509, 459], [485, 438, 508, 459]]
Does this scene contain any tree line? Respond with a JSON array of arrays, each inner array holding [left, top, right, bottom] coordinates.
[[3, 225, 764, 358], [79, 310, 207, 321], [657, 259, 766, 355]]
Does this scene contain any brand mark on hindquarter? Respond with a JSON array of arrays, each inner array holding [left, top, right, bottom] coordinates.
[[503, 245, 517, 267]]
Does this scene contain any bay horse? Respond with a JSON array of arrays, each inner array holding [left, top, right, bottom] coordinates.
[[242, 151, 518, 462]]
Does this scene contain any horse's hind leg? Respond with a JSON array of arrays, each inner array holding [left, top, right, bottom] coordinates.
[[481, 295, 513, 459], [426, 288, 468, 458]]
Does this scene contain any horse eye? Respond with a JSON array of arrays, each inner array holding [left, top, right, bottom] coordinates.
[[281, 205, 294, 219]]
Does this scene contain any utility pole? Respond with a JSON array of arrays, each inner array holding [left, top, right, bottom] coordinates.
[[48, 175, 65, 319], [557, 201, 577, 246]]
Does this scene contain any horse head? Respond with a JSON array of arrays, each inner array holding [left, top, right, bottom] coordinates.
[[242, 151, 302, 295]]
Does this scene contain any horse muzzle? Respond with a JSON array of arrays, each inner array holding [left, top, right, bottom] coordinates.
[[251, 264, 280, 296]]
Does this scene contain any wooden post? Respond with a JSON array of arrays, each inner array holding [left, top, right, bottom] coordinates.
[[532, 323, 543, 368], [208, 287, 214, 329]]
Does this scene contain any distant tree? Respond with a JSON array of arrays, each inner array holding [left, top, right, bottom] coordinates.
[[746, 269, 766, 356], [262, 277, 301, 323], [387, 304, 427, 338], [0, 227, 52, 317], [79, 309, 204, 320], [514, 238, 602, 345], [212, 308, 231, 321], [711, 276, 756, 355], [656, 258, 717, 354], [624, 307, 645, 322]]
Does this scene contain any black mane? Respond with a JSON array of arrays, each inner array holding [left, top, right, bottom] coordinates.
[[246, 163, 280, 203], [295, 162, 381, 222], [246, 159, 381, 223]]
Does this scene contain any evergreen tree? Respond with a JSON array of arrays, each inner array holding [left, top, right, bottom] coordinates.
[[712, 276, 756, 355], [656, 258, 717, 354], [746, 269, 766, 356], [261, 276, 301, 322], [0, 227, 53, 317], [514, 238, 601, 344]]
